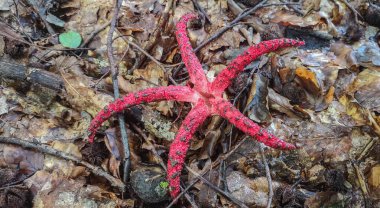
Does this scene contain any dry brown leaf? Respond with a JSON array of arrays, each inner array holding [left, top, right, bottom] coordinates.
[[101, 156, 121, 180], [25, 170, 127, 208], [1, 145, 43, 174], [270, 10, 321, 27], [350, 69, 380, 112], [198, 170, 219, 207], [227, 172, 282, 207], [0, 110, 84, 142], [330, 42, 358, 70], [44, 141, 86, 178], [338, 95, 368, 126], [104, 128, 121, 159], [65, 82, 111, 131], [324, 86, 335, 104], [315, 86, 335, 111], [295, 66, 321, 96], [368, 165, 380, 198], [269, 88, 311, 119]]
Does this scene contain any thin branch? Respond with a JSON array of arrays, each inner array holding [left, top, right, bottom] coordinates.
[[192, 0, 211, 24], [133, 0, 173, 69], [259, 144, 273, 208], [185, 165, 249, 208], [193, 0, 268, 53], [0, 172, 35, 188], [339, 0, 363, 24], [351, 160, 370, 207], [115, 35, 179, 85], [81, 15, 121, 48], [26, 0, 56, 35], [279, 0, 304, 15], [0, 137, 125, 191], [130, 124, 166, 170], [106, 0, 130, 184], [0, 184, 28, 191]]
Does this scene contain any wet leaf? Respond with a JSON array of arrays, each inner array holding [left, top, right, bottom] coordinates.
[[246, 74, 272, 123]]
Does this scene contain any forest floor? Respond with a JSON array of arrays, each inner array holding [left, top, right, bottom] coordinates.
[[0, 0, 380, 207]]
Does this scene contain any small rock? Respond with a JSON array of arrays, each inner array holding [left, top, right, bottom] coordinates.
[[227, 171, 280, 207], [130, 167, 169, 203]]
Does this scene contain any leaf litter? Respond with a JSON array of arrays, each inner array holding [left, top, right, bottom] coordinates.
[[0, 0, 380, 207]]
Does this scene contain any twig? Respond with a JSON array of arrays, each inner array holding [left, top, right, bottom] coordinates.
[[80, 15, 121, 48], [130, 124, 166, 170], [107, 0, 130, 184], [279, 0, 304, 15], [339, 0, 363, 24], [0, 22, 93, 51], [185, 165, 249, 208], [12, 0, 34, 43], [0, 172, 35, 188], [115, 35, 180, 86], [0, 184, 28, 191], [26, 0, 56, 35], [351, 160, 370, 207], [0, 137, 125, 191], [259, 144, 273, 208], [115, 36, 170, 71], [166, 136, 248, 208], [356, 110, 380, 161], [130, 124, 199, 208], [133, 0, 173, 70], [193, 0, 268, 53], [192, 0, 211, 24], [0, 60, 64, 92]]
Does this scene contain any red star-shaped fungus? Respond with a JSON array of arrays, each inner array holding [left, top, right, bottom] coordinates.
[[87, 13, 305, 198]]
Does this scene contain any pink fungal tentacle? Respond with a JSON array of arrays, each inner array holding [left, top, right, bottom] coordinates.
[[88, 86, 197, 142], [211, 98, 296, 150], [176, 13, 209, 93], [211, 39, 305, 95], [167, 101, 210, 198]]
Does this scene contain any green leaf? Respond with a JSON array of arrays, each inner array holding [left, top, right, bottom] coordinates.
[[59, 31, 82, 48], [159, 181, 169, 189]]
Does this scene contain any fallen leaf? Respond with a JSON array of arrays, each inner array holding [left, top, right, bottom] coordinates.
[[246, 74, 272, 123], [295, 66, 321, 96], [59, 31, 82, 48], [44, 141, 86, 178], [227, 172, 281, 207], [350, 69, 380, 112]]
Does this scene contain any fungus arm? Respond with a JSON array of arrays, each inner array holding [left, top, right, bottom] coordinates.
[[88, 86, 197, 142], [211, 98, 296, 150], [211, 39, 305, 95], [176, 13, 209, 92], [167, 101, 210, 198]]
